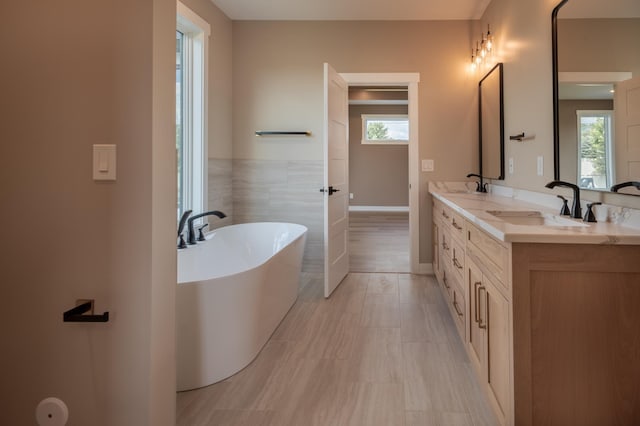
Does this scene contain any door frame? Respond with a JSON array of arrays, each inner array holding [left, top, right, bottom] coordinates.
[[341, 72, 421, 274]]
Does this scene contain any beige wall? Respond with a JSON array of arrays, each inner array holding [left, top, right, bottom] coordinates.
[[0, 0, 176, 424], [558, 18, 640, 76], [349, 104, 409, 206], [232, 20, 479, 263], [482, 1, 640, 209]]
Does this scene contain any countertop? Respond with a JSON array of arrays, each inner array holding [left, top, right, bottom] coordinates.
[[429, 183, 640, 245]]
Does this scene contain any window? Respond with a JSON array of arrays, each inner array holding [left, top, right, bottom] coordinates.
[[176, 3, 210, 221], [576, 110, 614, 190], [361, 114, 409, 145]]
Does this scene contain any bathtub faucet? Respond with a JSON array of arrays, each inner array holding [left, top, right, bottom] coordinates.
[[187, 210, 227, 245], [177, 210, 193, 249]]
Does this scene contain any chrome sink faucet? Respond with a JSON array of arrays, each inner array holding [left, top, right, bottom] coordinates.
[[187, 210, 227, 245], [545, 180, 581, 219]]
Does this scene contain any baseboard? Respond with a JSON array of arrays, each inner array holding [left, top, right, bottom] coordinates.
[[414, 263, 434, 275], [349, 205, 410, 212]]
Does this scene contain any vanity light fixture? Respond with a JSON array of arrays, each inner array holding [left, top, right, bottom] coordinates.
[[470, 24, 494, 72]]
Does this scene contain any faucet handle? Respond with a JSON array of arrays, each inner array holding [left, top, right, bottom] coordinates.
[[583, 202, 602, 223], [197, 223, 209, 241], [177, 233, 188, 249], [556, 195, 571, 216]]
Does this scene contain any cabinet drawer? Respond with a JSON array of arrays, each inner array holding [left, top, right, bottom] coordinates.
[[451, 281, 466, 340], [441, 264, 453, 300], [467, 222, 509, 288], [440, 228, 452, 261], [450, 210, 466, 241], [450, 237, 465, 281]]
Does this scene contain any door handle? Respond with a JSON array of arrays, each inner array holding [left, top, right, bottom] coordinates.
[[320, 186, 340, 195]]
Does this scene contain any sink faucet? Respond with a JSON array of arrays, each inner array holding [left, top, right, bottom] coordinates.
[[545, 180, 582, 219], [177, 210, 192, 249], [466, 173, 488, 193], [187, 210, 227, 244], [610, 181, 640, 192]]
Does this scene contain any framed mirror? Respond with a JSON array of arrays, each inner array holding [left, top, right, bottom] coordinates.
[[479, 62, 504, 180], [552, 0, 640, 195]]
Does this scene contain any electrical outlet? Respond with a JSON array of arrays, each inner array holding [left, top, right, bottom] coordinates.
[[349, 193, 354, 199], [508, 157, 514, 174], [537, 156, 544, 176]]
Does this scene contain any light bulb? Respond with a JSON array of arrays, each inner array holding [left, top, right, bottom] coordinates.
[[486, 25, 493, 51]]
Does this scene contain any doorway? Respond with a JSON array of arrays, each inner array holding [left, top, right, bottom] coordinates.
[[341, 73, 420, 274], [348, 86, 410, 273]]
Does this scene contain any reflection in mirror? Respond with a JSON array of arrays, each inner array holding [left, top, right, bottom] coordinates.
[[552, 0, 640, 195], [479, 63, 504, 181]]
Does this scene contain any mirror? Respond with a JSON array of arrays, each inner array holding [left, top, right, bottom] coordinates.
[[479, 62, 504, 180], [552, 0, 640, 195]]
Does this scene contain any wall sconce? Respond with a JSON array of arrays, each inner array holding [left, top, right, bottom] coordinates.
[[470, 24, 494, 71]]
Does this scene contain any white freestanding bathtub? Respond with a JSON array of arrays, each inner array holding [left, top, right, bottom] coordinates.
[[176, 222, 307, 391]]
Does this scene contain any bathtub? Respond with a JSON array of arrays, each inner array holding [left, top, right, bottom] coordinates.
[[176, 222, 307, 391]]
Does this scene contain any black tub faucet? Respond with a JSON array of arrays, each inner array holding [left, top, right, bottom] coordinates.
[[187, 210, 227, 245], [177, 210, 192, 249], [610, 181, 640, 192], [545, 180, 582, 219]]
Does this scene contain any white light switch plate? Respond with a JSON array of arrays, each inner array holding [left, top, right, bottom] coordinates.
[[422, 159, 434, 172], [93, 144, 116, 181], [508, 157, 514, 174], [537, 156, 544, 176]]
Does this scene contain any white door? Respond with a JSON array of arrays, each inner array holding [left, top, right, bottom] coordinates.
[[614, 76, 640, 190], [323, 63, 349, 298]]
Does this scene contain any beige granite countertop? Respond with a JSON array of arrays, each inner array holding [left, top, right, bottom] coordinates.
[[429, 183, 640, 245]]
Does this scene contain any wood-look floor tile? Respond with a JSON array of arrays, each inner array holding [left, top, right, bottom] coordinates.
[[405, 410, 473, 426], [347, 327, 403, 384], [209, 341, 289, 410], [265, 358, 350, 425], [270, 301, 319, 341], [198, 409, 275, 426], [332, 382, 406, 426], [402, 342, 470, 412], [361, 293, 400, 328], [289, 309, 360, 360], [367, 273, 399, 294]]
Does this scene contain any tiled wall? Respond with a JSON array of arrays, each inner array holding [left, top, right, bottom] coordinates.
[[207, 158, 233, 229], [232, 159, 324, 272]]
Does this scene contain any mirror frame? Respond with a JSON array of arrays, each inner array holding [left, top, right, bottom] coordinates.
[[479, 62, 505, 180], [551, 0, 569, 181]]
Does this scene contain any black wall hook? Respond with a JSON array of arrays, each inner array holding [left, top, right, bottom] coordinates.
[[63, 300, 109, 323]]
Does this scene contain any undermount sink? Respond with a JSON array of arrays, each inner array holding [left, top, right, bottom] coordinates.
[[487, 210, 588, 227]]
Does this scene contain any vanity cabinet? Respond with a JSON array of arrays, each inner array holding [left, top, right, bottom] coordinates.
[[434, 198, 515, 425], [466, 224, 511, 425], [431, 193, 640, 426], [433, 199, 467, 341]]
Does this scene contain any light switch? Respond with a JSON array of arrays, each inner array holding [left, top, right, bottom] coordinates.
[[93, 144, 116, 181], [537, 156, 544, 176], [422, 159, 434, 172]]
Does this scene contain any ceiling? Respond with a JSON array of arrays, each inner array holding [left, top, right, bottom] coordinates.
[[211, 0, 492, 21]]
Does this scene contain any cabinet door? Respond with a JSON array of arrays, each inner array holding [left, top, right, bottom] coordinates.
[[433, 221, 440, 279], [467, 258, 484, 373], [485, 276, 510, 422]]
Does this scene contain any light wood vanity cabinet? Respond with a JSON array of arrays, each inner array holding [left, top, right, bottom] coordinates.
[[466, 224, 511, 425], [432, 194, 640, 425], [433, 199, 467, 341]]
